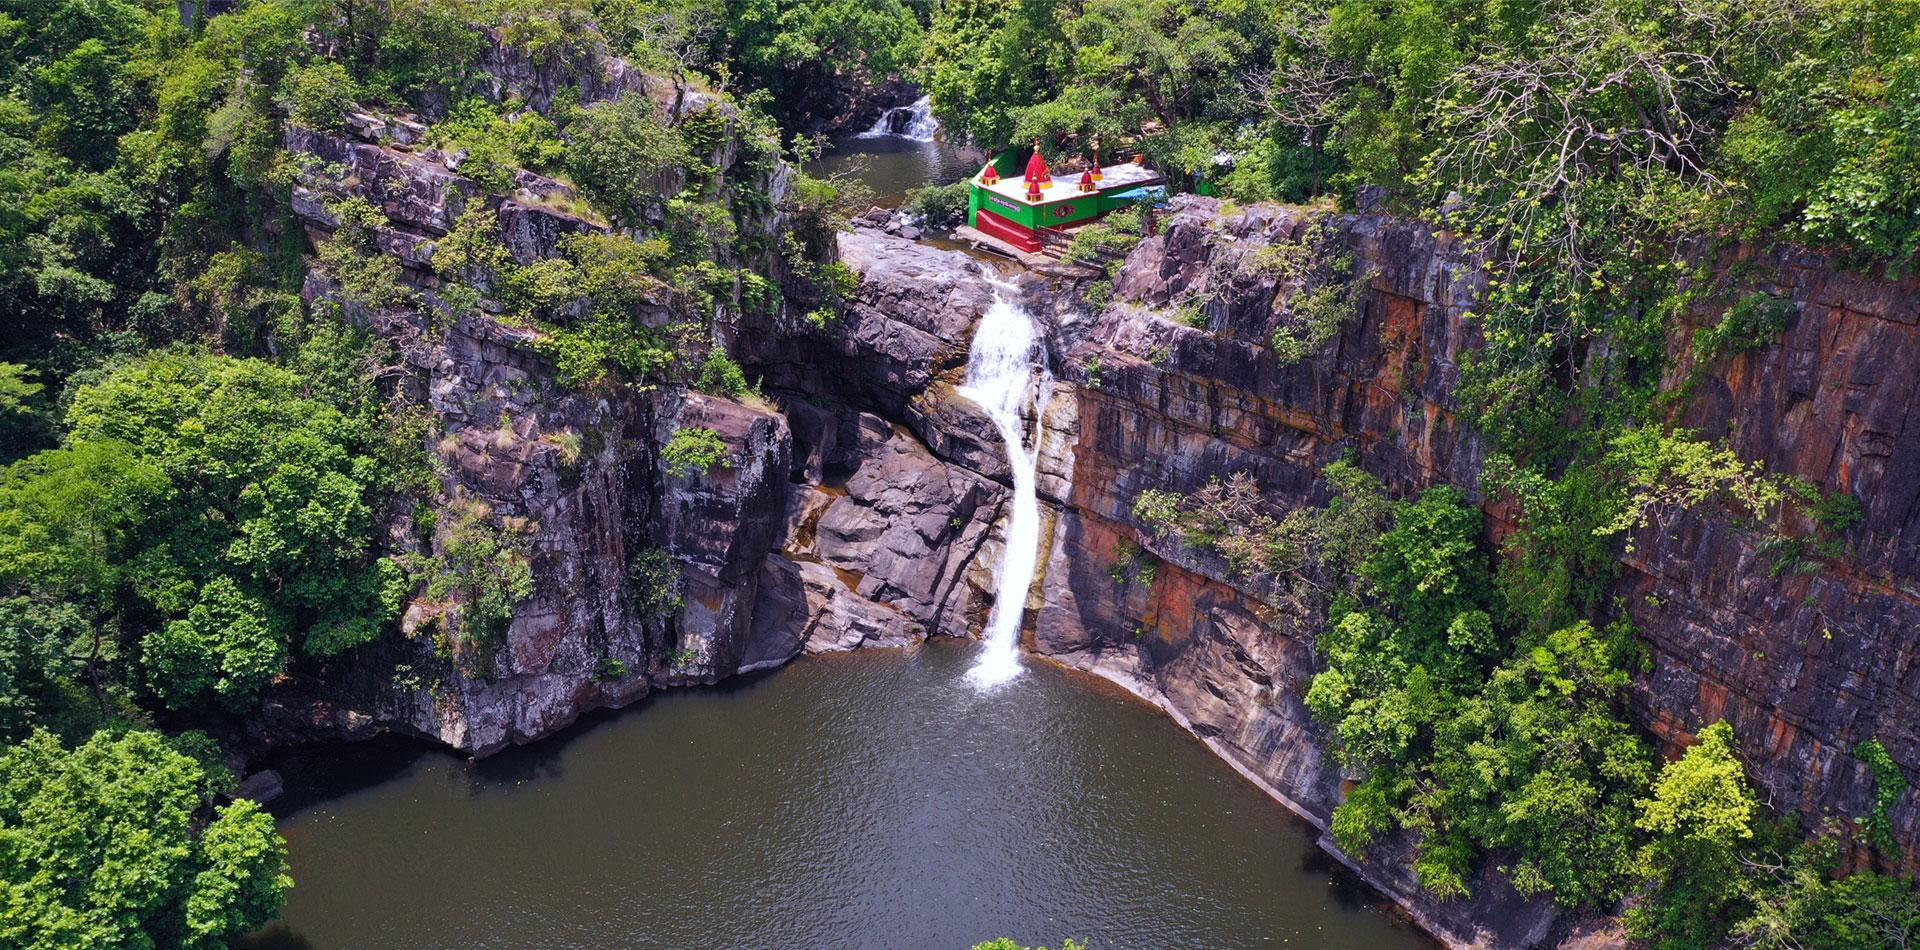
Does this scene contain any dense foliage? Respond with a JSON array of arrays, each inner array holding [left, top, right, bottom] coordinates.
[[0, 728, 290, 949], [1135, 453, 1919, 941]]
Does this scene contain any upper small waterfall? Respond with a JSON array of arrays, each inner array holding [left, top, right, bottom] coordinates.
[[956, 272, 1053, 688], [858, 95, 940, 142]]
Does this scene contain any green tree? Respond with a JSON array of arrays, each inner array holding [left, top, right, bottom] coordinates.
[[0, 352, 402, 714], [141, 576, 289, 712], [0, 598, 92, 742], [1629, 720, 1760, 947], [565, 92, 692, 225], [0, 728, 291, 949], [283, 60, 361, 131], [723, 0, 923, 124], [920, 0, 1072, 149]]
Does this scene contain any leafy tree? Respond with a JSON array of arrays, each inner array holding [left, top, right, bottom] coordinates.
[[0, 352, 402, 714], [0, 598, 92, 742], [920, 0, 1073, 148], [565, 92, 692, 225], [283, 61, 361, 131], [358, 0, 486, 105], [1628, 720, 1760, 947], [723, 0, 924, 124], [0, 728, 291, 949], [1306, 477, 1655, 907], [28, 37, 142, 166], [595, 0, 724, 80], [484, 0, 601, 66], [0, 441, 170, 599], [142, 576, 289, 712]]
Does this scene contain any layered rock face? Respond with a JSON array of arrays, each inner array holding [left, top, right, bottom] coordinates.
[[1635, 242, 1920, 864], [1026, 203, 1560, 945]]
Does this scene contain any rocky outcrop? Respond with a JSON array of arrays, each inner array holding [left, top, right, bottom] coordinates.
[[776, 76, 922, 136], [266, 76, 1016, 754], [257, 39, 813, 753]]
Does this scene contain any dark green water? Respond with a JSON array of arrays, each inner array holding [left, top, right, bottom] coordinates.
[[242, 643, 1432, 950], [805, 133, 977, 207]]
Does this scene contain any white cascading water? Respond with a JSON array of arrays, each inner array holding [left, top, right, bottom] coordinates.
[[956, 273, 1053, 687], [858, 95, 940, 142]]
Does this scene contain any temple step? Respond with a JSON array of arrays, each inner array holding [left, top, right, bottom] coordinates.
[[973, 209, 1044, 254]]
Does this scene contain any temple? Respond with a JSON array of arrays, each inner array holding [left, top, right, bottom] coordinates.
[[964, 138, 1165, 256]]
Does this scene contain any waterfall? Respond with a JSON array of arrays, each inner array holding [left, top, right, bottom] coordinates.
[[857, 95, 940, 142], [956, 273, 1053, 687]]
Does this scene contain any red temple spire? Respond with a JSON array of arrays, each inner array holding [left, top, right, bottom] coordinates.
[[1078, 169, 1096, 192], [980, 161, 999, 185], [1024, 137, 1051, 190]]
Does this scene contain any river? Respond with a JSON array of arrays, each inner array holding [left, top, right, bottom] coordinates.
[[243, 642, 1430, 950]]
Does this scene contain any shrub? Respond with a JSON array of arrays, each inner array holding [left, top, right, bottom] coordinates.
[[625, 548, 684, 620], [1692, 292, 1793, 360], [696, 351, 753, 397], [565, 92, 691, 225], [903, 180, 970, 229], [282, 61, 358, 131], [413, 505, 535, 664], [1247, 214, 1367, 365], [1063, 207, 1145, 265], [431, 98, 567, 193], [661, 425, 728, 477], [315, 196, 415, 310], [1855, 738, 1908, 852]]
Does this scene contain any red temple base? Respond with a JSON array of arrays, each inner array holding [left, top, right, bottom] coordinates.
[[972, 208, 1043, 253]]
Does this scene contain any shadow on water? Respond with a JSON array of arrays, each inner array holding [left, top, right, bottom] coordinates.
[[259, 734, 445, 818], [261, 663, 801, 815], [463, 661, 792, 789]]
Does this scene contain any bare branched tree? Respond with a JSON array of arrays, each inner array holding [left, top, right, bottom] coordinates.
[[1238, 9, 1367, 195], [627, 4, 717, 82], [1424, 3, 1734, 283]]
